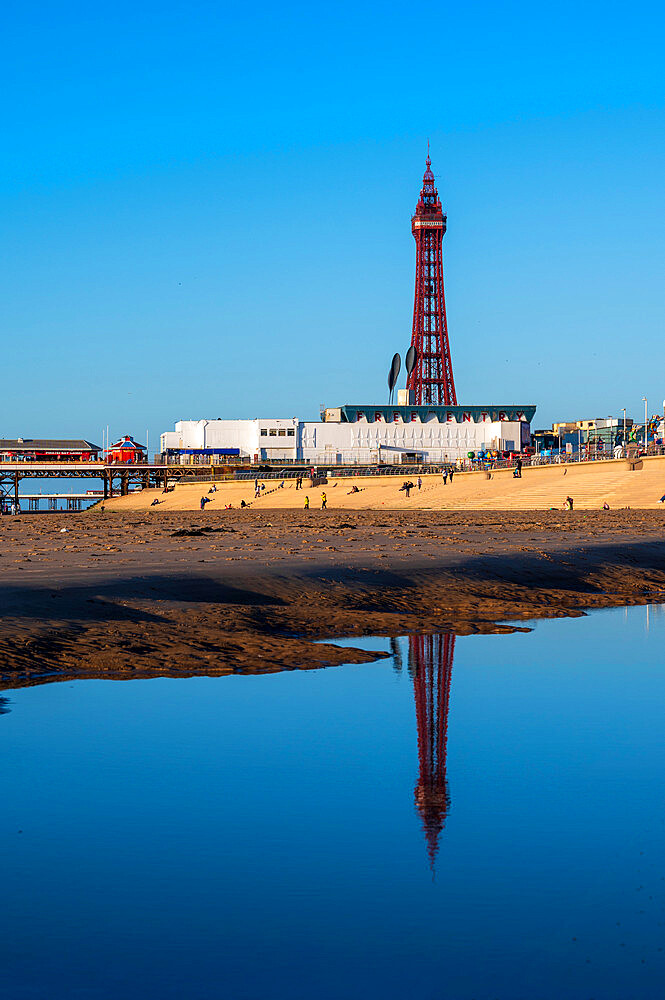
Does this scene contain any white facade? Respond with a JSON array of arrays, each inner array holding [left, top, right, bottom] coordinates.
[[161, 418, 298, 462], [161, 408, 532, 464], [298, 418, 523, 464]]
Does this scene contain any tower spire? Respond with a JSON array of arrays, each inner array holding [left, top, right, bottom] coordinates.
[[406, 154, 457, 405]]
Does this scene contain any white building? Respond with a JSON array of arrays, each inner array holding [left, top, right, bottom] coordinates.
[[161, 418, 298, 463], [161, 404, 535, 465]]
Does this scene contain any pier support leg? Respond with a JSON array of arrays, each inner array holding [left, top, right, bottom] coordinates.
[[14, 473, 19, 508], [121, 473, 129, 497], [103, 473, 108, 500]]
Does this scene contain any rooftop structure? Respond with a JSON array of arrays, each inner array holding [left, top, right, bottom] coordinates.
[[325, 404, 535, 424], [107, 435, 147, 464], [552, 416, 633, 435], [0, 439, 101, 461]]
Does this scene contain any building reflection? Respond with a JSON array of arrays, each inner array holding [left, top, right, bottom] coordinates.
[[408, 633, 455, 869]]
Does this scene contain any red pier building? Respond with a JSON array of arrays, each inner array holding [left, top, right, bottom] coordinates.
[[107, 435, 147, 464]]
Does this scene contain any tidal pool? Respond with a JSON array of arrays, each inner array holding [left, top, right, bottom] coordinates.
[[1, 606, 665, 999]]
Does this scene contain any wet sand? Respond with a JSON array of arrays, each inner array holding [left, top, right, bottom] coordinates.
[[2, 508, 665, 690]]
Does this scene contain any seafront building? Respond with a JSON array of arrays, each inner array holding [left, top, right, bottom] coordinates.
[[161, 156, 536, 467], [160, 403, 536, 465], [0, 438, 101, 462], [535, 416, 637, 454], [106, 435, 147, 464]]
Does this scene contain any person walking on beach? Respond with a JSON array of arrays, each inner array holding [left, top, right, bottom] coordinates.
[[449, 468, 454, 484], [417, 476, 422, 491], [321, 492, 327, 509], [442, 468, 448, 485], [304, 495, 310, 509]]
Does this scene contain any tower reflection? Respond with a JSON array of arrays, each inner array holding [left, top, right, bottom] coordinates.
[[408, 633, 455, 869]]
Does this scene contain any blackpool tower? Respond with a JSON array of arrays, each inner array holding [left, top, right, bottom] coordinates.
[[406, 153, 457, 406], [409, 633, 456, 869]]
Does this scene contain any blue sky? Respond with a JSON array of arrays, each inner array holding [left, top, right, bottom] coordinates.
[[1, 0, 664, 446]]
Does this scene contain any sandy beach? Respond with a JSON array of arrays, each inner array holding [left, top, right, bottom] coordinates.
[[101, 455, 665, 512], [2, 506, 665, 691]]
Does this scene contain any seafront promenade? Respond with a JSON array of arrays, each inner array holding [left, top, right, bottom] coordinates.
[[99, 455, 665, 512]]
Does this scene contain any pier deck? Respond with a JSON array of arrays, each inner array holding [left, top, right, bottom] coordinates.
[[0, 461, 220, 505]]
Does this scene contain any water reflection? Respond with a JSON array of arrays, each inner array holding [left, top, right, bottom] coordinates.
[[0, 696, 10, 715], [3, 612, 665, 997], [408, 633, 455, 869]]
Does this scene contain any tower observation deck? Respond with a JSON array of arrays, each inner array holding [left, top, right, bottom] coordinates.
[[406, 153, 457, 406]]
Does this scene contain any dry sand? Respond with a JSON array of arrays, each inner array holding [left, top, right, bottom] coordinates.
[[2, 507, 665, 691], [101, 455, 665, 512]]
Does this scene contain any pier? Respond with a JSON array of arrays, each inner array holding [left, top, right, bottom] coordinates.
[[0, 462, 222, 509]]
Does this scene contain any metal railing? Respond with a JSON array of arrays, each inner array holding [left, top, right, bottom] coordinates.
[[233, 465, 436, 482]]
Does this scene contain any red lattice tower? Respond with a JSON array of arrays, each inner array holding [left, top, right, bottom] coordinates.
[[410, 633, 456, 869], [406, 153, 457, 405]]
